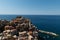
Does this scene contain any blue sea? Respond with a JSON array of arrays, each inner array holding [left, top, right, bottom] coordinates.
[[0, 15, 60, 40]]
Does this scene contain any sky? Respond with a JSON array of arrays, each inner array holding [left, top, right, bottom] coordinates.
[[0, 0, 60, 15]]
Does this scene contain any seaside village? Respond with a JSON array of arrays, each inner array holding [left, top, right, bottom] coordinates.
[[0, 16, 41, 40]]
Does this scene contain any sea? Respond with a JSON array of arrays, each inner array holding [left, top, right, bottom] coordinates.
[[0, 15, 60, 40]]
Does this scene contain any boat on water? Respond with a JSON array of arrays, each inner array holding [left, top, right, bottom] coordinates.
[[0, 16, 59, 40]]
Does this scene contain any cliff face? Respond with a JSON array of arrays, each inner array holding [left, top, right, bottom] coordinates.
[[0, 16, 44, 40]]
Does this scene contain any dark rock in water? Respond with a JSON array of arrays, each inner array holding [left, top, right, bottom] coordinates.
[[38, 35, 45, 40]]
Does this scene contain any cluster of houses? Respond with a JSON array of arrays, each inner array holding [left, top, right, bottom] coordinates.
[[0, 16, 39, 40]]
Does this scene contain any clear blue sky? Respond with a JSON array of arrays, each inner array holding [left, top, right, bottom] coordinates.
[[0, 0, 60, 15]]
